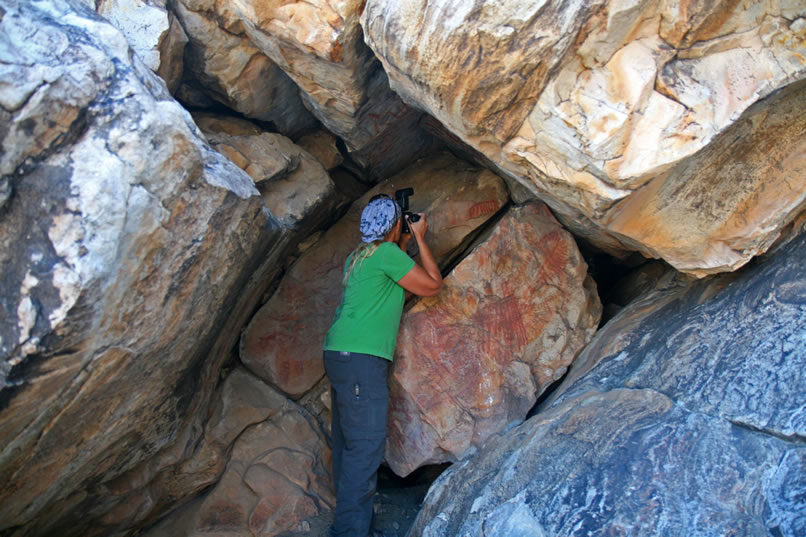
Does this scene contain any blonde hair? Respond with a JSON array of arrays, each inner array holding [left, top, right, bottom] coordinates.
[[343, 240, 382, 286]]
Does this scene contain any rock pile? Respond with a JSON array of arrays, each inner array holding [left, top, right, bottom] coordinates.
[[1, 0, 805, 536]]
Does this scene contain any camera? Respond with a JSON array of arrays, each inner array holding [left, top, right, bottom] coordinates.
[[394, 188, 421, 234]]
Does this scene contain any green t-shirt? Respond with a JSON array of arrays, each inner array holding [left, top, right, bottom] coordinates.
[[324, 242, 415, 361]]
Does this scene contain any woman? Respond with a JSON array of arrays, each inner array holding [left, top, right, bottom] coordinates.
[[323, 194, 442, 537]]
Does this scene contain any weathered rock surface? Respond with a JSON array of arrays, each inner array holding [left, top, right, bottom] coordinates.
[[139, 367, 334, 537], [225, 0, 376, 130], [387, 202, 601, 476], [362, 0, 806, 275], [297, 130, 344, 171], [0, 2, 288, 535], [241, 152, 509, 397], [408, 224, 806, 537], [545, 235, 806, 442], [97, 0, 188, 92], [171, 0, 316, 136], [411, 388, 806, 537], [192, 0, 434, 178], [191, 112, 264, 137], [201, 125, 339, 232], [82, 367, 292, 536]]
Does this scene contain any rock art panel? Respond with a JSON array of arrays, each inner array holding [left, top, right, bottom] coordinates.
[[386, 202, 602, 476], [362, 0, 806, 275], [408, 225, 806, 537], [171, 0, 316, 135], [241, 152, 509, 397], [0, 2, 285, 535], [97, 0, 188, 92]]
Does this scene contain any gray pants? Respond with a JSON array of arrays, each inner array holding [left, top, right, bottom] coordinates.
[[324, 350, 390, 537]]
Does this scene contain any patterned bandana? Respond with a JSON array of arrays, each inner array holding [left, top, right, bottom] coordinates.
[[359, 197, 401, 243]]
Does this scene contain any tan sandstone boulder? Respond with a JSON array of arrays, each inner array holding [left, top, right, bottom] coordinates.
[[197, 0, 434, 178], [140, 369, 334, 537], [200, 126, 339, 232], [171, 0, 315, 135], [240, 152, 509, 397], [386, 202, 602, 476], [361, 0, 806, 276], [297, 130, 345, 171]]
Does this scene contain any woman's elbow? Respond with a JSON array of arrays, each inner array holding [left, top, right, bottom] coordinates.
[[421, 279, 443, 297]]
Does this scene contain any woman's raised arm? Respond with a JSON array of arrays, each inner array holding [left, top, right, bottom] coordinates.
[[397, 213, 442, 297]]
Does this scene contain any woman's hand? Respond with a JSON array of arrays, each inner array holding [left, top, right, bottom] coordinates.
[[408, 213, 428, 240]]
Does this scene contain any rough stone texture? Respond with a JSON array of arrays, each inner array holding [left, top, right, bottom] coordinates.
[[201, 127, 339, 232], [79, 367, 288, 536], [297, 130, 344, 171], [387, 203, 601, 476], [411, 389, 806, 537], [409, 225, 806, 537], [140, 368, 334, 537], [0, 2, 288, 535], [361, 0, 806, 275], [545, 234, 806, 442], [226, 0, 377, 129], [191, 112, 264, 137], [200, 0, 435, 178], [240, 152, 509, 397], [97, 0, 188, 92], [171, 0, 317, 136]]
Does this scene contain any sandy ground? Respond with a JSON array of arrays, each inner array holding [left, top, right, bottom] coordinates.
[[276, 465, 446, 537]]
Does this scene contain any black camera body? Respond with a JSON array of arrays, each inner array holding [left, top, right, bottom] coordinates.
[[394, 188, 421, 234]]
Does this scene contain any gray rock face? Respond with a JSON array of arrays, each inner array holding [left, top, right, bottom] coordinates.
[[0, 1, 287, 535], [96, 0, 188, 93], [413, 388, 804, 537], [409, 231, 806, 537], [548, 237, 806, 440]]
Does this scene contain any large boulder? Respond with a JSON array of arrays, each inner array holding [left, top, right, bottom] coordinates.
[[412, 388, 805, 537], [408, 226, 806, 537], [96, 0, 188, 92], [171, 0, 316, 136], [139, 368, 334, 537], [240, 152, 509, 397], [200, 125, 339, 233], [387, 202, 601, 476], [0, 1, 287, 535], [201, 0, 435, 178], [361, 0, 806, 275]]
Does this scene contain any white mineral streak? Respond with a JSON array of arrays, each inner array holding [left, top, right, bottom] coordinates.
[[17, 277, 38, 345], [98, 0, 170, 71], [519, 14, 806, 205]]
